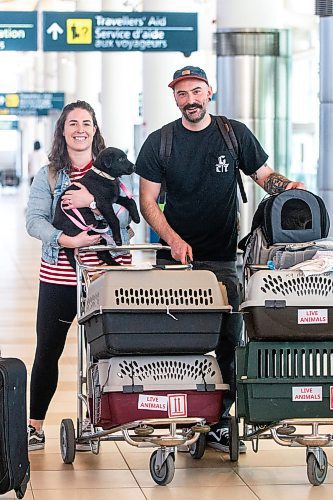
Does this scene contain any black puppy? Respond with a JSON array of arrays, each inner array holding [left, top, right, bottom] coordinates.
[[53, 147, 140, 269]]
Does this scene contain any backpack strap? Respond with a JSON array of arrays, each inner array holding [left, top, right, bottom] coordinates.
[[158, 121, 175, 204], [216, 116, 247, 203], [159, 121, 175, 173]]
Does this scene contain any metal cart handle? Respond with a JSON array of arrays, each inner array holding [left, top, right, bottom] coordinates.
[[74, 243, 192, 288]]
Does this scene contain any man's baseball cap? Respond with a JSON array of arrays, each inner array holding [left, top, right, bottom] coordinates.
[[168, 66, 209, 88]]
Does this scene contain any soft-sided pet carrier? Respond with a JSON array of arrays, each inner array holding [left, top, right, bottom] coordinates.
[[88, 355, 229, 428], [240, 270, 333, 340], [239, 189, 330, 271], [80, 269, 231, 358]]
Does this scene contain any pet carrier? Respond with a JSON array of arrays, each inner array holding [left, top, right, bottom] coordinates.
[[88, 355, 228, 429], [80, 268, 231, 358], [240, 270, 333, 340]]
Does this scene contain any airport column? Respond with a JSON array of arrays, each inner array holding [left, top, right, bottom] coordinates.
[[101, 0, 139, 158], [315, 0, 333, 234], [141, 0, 199, 136], [58, 53, 76, 106], [215, 0, 290, 238], [75, 0, 102, 120]]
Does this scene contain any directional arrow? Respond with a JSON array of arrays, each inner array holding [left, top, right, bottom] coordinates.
[[46, 22, 64, 41]]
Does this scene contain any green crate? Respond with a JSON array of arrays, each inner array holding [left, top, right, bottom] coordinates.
[[236, 341, 333, 423]]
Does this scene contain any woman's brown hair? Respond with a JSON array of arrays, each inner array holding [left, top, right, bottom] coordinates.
[[48, 100, 105, 172]]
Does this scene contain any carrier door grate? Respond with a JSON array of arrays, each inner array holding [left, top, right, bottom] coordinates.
[[117, 358, 216, 382], [260, 274, 333, 297], [256, 346, 333, 378], [114, 287, 214, 307]]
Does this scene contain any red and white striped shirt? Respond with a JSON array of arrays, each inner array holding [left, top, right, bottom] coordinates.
[[39, 161, 131, 286]]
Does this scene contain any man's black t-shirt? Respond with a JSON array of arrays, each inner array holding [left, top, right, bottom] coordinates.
[[136, 116, 268, 261]]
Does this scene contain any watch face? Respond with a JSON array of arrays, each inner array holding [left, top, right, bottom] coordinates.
[[90, 201, 97, 209]]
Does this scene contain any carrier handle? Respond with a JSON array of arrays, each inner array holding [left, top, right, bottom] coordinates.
[[74, 244, 192, 287], [77, 243, 171, 253]]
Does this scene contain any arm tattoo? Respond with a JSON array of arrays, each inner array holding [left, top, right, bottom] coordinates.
[[263, 173, 291, 195], [250, 171, 258, 181]]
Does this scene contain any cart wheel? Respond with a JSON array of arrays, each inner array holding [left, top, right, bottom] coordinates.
[[189, 433, 206, 459], [229, 416, 239, 462], [60, 419, 76, 464], [149, 450, 175, 486], [307, 451, 328, 486]]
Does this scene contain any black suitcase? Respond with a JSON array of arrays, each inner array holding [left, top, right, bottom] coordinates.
[[0, 358, 30, 498]]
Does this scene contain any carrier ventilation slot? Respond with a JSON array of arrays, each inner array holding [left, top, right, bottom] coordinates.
[[114, 287, 214, 307], [257, 347, 333, 379], [117, 358, 216, 382], [260, 274, 333, 297]]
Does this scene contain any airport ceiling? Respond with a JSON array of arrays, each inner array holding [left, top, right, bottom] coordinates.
[[0, 0, 75, 10], [0, 0, 35, 8]]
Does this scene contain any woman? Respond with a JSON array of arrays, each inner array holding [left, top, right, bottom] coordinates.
[[26, 100, 133, 450]]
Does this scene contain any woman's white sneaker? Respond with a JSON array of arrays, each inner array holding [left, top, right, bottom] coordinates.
[[28, 425, 45, 451]]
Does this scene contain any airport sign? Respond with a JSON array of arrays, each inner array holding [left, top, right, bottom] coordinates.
[[43, 11, 197, 54], [0, 120, 19, 130], [0, 92, 65, 116], [0, 11, 37, 51]]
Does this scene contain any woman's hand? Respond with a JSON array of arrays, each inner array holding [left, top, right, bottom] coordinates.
[[62, 183, 94, 209], [59, 231, 101, 249]]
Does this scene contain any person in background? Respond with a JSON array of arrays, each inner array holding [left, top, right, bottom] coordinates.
[[28, 140, 48, 185], [26, 100, 134, 451], [135, 66, 304, 454]]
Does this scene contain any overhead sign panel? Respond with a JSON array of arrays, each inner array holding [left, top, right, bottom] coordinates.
[[43, 11, 197, 54], [0, 92, 65, 116], [0, 120, 18, 130], [0, 11, 37, 51]]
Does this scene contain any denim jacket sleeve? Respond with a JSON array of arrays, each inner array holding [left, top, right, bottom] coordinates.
[[25, 165, 63, 248]]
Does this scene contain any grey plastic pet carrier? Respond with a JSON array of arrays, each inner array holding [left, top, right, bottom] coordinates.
[[80, 269, 231, 358], [240, 270, 333, 340]]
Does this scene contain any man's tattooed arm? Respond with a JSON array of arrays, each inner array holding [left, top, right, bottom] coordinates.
[[250, 164, 304, 192], [263, 172, 291, 194]]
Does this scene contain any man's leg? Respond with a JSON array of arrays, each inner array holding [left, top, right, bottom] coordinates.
[[192, 261, 246, 453]]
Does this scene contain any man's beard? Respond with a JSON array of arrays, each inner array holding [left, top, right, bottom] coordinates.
[[181, 104, 206, 123]]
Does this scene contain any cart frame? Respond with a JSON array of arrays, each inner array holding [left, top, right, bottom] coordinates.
[[60, 244, 218, 485]]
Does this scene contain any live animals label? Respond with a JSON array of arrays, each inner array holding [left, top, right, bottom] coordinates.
[[292, 386, 322, 401], [137, 394, 168, 411], [298, 309, 328, 324]]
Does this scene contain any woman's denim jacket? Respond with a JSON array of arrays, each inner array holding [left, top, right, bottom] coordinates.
[[26, 165, 133, 265]]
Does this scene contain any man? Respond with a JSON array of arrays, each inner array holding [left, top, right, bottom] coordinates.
[[136, 66, 304, 453]]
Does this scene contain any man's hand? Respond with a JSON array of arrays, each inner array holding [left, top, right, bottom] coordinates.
[[285, 181, 305, 190], [62, 182, 94, 209], [168, 236, 193, 264]]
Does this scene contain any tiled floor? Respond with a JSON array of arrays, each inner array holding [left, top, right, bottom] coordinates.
[[1, 183, 333, 499]]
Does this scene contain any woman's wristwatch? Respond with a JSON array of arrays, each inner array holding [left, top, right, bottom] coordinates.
[[89, 199, 97, 210]]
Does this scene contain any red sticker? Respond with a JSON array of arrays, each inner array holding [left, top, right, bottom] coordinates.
[[168, 394, 187, 417], [330, 387, 333, 410]]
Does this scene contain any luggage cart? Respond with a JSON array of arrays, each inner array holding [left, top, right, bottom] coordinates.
[[59, 244, 231, 485], [231, 267, 333, 486]]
